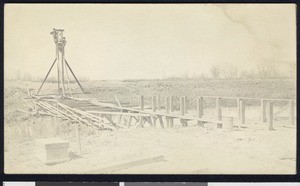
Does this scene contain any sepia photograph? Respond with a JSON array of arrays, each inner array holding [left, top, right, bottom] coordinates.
[[4, 4, 296, 174]]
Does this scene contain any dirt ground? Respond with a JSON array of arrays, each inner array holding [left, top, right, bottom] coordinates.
[[4, 78, 297, 174]]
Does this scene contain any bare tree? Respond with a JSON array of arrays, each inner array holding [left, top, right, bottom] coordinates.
[[257, 62, 277, 78], [224, 64, 238, 78]]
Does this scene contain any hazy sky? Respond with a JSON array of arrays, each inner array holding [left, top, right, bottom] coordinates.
[[5, 4, 296, 80]]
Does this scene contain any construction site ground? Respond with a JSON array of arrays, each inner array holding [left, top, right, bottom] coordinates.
[[4, 79, 296, 174]]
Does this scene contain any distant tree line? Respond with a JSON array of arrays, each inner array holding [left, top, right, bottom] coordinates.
[[165, 62, 295, 80], [209, 62, 295, 79], [5, 71, 90, 82]]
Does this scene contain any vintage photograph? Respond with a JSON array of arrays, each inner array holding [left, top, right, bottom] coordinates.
[[4, 4, 296, 174]]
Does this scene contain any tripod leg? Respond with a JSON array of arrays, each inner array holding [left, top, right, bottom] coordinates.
[[64, 59, 85, 93], [36, 59, 57, 95]]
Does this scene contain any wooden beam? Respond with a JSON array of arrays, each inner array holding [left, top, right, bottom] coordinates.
[[87, 111, 149, 117], [184, 96, 188, 114], [268, 102, 274, 130], [216, 97, 222, 121], [64, 59, 85, 94], [152, 96, 156, 112], [70, 97, 223, 124], [289, 100, 295, 125], [158, 116, 164, 128], [202, 95, 294, 102], [239, 99, 246, 125], [87, 155, 165, 174], [165, 96, 170, 127], [197, 97, 204, 127], [237, 98, 240, 119], [180, 97, 185, 116], [37, 58, 57, 95], [170, 95, 174, 112], [156, 95, 161, 111], [261, 99, 267, 123], [140, 95, 144, 111]]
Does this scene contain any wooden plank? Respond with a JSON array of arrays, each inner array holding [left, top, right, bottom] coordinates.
[[87, 155, 165, 174], [202, 96, 294, 102], [35, 101, 67, 119], [87, 111, 149, 117]]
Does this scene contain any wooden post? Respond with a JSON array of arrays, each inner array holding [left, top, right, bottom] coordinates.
[[158, 116, 164, 128], [216, 97, 222, 121], [156, 95, 161, 111], [237, 98, 240, 119], [180, 97, 187, 127], [223, 117, 233, 131], [165, 97, 170, 114], [152, 96, 156, 112], [169, 96, 174, 127], [240, 99, 246, 125], [26, 115, 32, 139], [165, 97, 170, 127], [261, 99, 267, 123], [267, 102, 274, 130], [170, 117, 174, 128], [152, 96, 157, 127], [170, 95, 174, 112], [75, 123, 82, 155], [140, 95, 144, 111], [180, 97, 185, 116], [197, 97, 204, 127], [184, 96, 188, 114], [128, 116, 133, 128], [289, 100, 295, 125], [139, 95, 144, 127]]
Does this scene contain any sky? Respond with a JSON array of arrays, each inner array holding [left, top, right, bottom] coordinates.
[[4, 4, 296, 80]]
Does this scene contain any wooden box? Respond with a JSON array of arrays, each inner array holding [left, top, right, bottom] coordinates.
[[35, 138, 70, 164]]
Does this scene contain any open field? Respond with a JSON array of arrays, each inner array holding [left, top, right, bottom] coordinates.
[[4, 78, 297, 174]]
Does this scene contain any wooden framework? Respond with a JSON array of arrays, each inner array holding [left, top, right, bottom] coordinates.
[[21, 93, 296, 132], [36, 28, 85, 97]]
